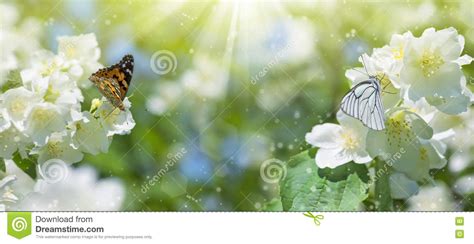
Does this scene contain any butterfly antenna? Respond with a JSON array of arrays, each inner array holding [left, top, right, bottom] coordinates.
[[380, 72, 386, 83], [351, 68, 369, 76], [380, 73, 397, 94], [103, 106, 118, 120], [361, 55, 370, 76]]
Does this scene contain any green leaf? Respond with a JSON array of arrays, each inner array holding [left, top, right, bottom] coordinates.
[[0, 159, 5, 172], [1, 70, 23, 93], [280, 149, 369, 211], [261, 197, 283, 211], [12, 152, 37, 179]]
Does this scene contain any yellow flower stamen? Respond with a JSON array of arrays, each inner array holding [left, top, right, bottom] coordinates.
[[341, 130, 358, 150], [385, 111, 415, 147], [419, 49, 444, 77], [44, 85, 60, 103], [41, 61, 58, 77], [419, 147, 428, 161], [47, 140, 64, 157], [392, 46, 404, 60], [10, 99, 26, 115]]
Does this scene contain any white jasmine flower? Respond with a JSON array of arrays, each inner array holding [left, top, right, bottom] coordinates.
[[407, 182, 457, 211], [20, 52, 84, 109], [400, 27, 472, 114], [13, 166, 125, 211], [57, 33, 102, 88], [401, 98, 453, 163], [0, 175, 19, 210], [370, 31, 414, 88], [42, 73, 83, 111], [30, 131, 83, 164], [0, 87, 41, 130], [0, 126, 29, 159], [24, 103, 66, 145], [70, 112, 110, 155], [95, 97, 136, 136], [20, 50, 66, 88], [366, 108, 446, 181], [0, 159, 35, 210], [345, 54, 401, 110], [58, 33, 100, 63], [305, 111, 372, 168], [402, 98, 437, 123], [0, 108, 12, 132], [430, 109, 474, 150]]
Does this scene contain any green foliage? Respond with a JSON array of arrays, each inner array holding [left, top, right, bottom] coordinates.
[[261, 197, 283, 211], [1, 70, 22, 93], [0, 159, 5, 173], [280, 149, 369, 211], [12, 153, 36, 180]]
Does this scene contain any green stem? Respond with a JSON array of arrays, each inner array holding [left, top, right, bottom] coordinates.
[[394, 99, 403, 107], [374, 158, 393, 211]]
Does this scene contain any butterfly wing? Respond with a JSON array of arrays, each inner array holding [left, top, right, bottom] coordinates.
[[88, 73, 124, 109], [340, 80, 385, 130], [112, 54, 133, 100], [89, 55, 134, 111], [90, 54, 133, 99]]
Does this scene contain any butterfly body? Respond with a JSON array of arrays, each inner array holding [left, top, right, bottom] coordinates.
[[89, 54, 134, 111], [340, 76, 385, 131]]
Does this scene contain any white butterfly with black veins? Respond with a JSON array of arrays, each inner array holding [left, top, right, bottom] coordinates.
[[340, 73, 386, 131]]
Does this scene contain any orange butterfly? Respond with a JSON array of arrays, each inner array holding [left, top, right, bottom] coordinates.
[[89, 54, 134, 111]]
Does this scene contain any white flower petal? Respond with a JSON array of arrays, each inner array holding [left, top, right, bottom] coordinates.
[[24, 103, 66, 145], [315, 147, 351, 169], [455, 54, 473, 66], [96, 97, 136, 136], [71, 112, 110, 155], [305, 123, 342, 149], [351, 150, 372, 164]]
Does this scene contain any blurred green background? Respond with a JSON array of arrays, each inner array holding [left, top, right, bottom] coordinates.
[[9, 0, 473, 211]]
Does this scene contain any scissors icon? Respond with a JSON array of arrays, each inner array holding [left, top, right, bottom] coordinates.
[[303, 212, 324, 226]]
